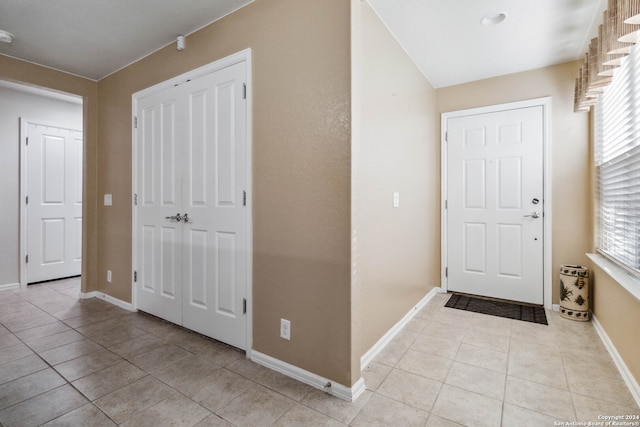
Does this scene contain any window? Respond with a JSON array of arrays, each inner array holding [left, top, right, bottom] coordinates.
[[594, 43, 640, 274]]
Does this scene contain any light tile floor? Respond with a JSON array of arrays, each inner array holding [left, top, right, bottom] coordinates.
[[0, 278, 638, 426]]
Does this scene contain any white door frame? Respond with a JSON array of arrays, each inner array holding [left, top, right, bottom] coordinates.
[[441, 97, 552, 309], [131, 48, 253, 354], [20, 118, 83, 287]]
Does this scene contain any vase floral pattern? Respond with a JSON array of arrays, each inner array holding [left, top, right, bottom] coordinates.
[[560, 265, 590, 321]]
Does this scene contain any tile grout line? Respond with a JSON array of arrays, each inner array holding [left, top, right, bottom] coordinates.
[[500, 323, 513, 427], [57, 317, 188, 427], [555, 323, 580, 423], [56, 302, 215, 425], [6, 284, 341, 425], [0, 295, 120, 426]]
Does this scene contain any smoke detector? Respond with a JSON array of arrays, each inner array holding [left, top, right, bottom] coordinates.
[[0, 30, 15, 44]]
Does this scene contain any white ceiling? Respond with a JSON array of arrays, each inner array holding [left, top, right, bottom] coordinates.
[[0, 0, 605, 86], [368, 0, 606, 88], [0, 0, 254, 81]]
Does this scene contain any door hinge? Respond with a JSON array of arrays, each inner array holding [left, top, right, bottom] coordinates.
[[26, 255, 29, 264], [25, 196, 28, 205], [243, 298, 247, 314], [445, 267, 448, 278], [134, 271, 137, 282], [242, 190, 247, 206], [133, 193, 138, 206], [445, 200, 448, 209], [445, 131, 448, 142], [134, 116, 138, 129], [25, 137, 29, 146], [243, 83, 247, 100]]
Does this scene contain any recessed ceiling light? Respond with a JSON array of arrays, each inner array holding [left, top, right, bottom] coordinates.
[[481, 13, 507, 26], [0, 30, 15, 44]]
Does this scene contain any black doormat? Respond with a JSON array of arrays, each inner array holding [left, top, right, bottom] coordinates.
[[445, 293, 548, 325]]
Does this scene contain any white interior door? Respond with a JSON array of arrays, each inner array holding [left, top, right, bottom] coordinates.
[[446, 105, 544, 304], [134, 59, 248, 349], [181, 63, 247, 349], [26, 122, 83, 283], [135, 84, 184, 325]]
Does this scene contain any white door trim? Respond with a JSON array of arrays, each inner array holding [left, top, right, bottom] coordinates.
[[19, 118, 83, 288], [19, 118, 28, 288], [441, 97, 552, 309], [131, 48, 253, 355]]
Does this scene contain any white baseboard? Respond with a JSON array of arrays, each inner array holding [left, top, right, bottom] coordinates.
[[592, 313, 640, 408], [251, 350, 366, 402], [80, 291, 134, 312], [79, 291, 98, 299], [360, 287, 440, 371], [248, 287, 441, 403], [0, 282, 20, 292]]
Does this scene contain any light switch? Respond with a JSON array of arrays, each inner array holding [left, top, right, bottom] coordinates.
[[393, 192, 400, 208], [104, 194, 112, 206]]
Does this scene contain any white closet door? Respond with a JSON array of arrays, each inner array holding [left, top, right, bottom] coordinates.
[[134, 59, 248, 350], [135, 85, 185, 325], [182, 62, 247, 349], [27, 123, 83, 283]]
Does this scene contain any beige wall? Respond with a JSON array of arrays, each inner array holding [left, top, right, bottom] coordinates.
[[0, 55, 99, 295], [351, 1, 439, 367], [591, 264, 640, 383], [436, 62, 591, 305], [96, 0, 353, 386]]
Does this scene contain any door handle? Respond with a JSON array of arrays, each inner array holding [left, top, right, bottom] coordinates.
[[524, 211, 540, 219], [165, 213, 183, 222], [182, 213, 189, 223]]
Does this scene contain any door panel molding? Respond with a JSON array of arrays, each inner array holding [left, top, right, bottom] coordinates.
[[441, 97, 552, 308]]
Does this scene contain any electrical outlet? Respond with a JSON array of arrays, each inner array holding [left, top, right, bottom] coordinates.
[[107, 270, 112, 283], [280, 318, 291, 340]]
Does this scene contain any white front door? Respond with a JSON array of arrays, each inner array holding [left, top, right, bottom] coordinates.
[[26, 122, 83, 283], [445, 105, 544, 304], [135, 60, 248, 349]]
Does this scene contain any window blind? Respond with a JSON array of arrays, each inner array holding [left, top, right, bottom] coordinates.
[[595, 41, 640, 273]]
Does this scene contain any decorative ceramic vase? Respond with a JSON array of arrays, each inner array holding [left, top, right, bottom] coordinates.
[[559, 265, 590, 321]]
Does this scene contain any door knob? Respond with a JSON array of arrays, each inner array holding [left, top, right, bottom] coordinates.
[[183, 213, 189, 223], [165, 213, 183, 222], [524, 211, 540, 219]]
